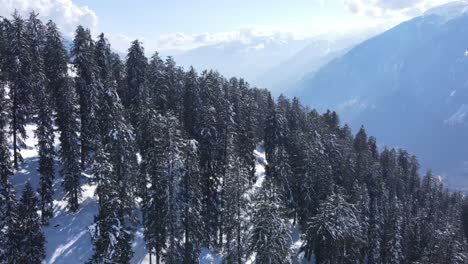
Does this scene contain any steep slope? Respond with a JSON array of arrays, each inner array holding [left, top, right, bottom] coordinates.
[[258, 31, 378, 95], [295, 1, 468, 188], [10, 125, 295, 263]]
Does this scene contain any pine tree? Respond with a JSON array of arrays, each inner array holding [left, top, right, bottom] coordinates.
[[162, 57, 184, 118], [223, 155, 249, 264], [0, 60, 16, 261], [146, 52, 165, 112], [164, 113, 185, 264], [89, 148, 134, 264], [180, 139, 203, 263], [223, 106, 252, 264], [125, 40, 147, 129], [305, 191, 363, 263], [182, 67, 200, 138], [462, 199, 468, 243], [25, 13, 56, 224], [196, 70, 225, 247], [388, 200, 404, 264], [72, 25, 100, 169], [89, 37, 138, 262], [16, 182, 46, 263], [45, 22, 82, 212], [5, 12, 33, 169], [248, 177, 291, 263], [44, 22, 82, 211]]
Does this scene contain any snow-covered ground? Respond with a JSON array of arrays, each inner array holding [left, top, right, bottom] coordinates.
[[10, 125, 307, 263], [8, 124, 148, 263]]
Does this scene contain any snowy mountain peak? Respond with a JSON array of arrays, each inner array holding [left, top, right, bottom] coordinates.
[[423, 1, 468, 20]]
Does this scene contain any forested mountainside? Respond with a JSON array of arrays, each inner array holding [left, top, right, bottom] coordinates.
[[0, 12, 468, 264], [294, 1, 468, 189]]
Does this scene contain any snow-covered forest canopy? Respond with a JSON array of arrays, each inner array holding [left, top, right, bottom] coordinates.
[[0, 11, 468, 264]]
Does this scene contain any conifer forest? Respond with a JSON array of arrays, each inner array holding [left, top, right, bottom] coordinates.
[[0, 11, 468, 264]]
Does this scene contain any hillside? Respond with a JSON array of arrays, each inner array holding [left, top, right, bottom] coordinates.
[[295, 1, 468, 188]]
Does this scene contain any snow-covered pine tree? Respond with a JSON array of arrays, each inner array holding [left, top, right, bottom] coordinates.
[[368, 196, 383, 264], [15, 182, 46, 263], [140, 110, 168, 264], [4, 12, 33, 169], [0, 58, 17, 262], [248, 177, 291, 263], [304, 191, 363, 263], [72, 25, 100, 169], [26, 13, 56, 225], [462, 198, 468, 244], [89, 147, 134, 264], [94, 33, 119, 145], [286, 97, 308, 224], [164, 113, 186, 264], [230, 78, 256, 184], [182, 66, 200, 138], [266, 95, 296, 215], [180, 139, 203, 263], [388, 199, 404, 264], [90, 35, 138, 262], [146, 52, 165, 112], [196, 70, 225, 247], [222, 119, 251, 264], [125, 40, 148, 130], [44, 22, 82, 212], [223, 155, 249, 264], [162, 57, 184, 119]]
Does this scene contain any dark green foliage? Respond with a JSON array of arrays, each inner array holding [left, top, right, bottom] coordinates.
[[72, 25, 100, 169], [44, 23, 82, 211], [248, 177, 291, 263], [125, 40, 148, 129], [27, 13, 56, 225], [15, 182, 46, 263], [5, 12, 34, 169]]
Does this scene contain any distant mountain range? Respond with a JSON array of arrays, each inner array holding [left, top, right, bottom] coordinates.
[[171, 31, 374, 94], [293, 1, 468, 189]]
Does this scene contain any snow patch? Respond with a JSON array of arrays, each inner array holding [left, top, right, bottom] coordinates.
[[445, 104, 468, 125], [424, 1, 468, 21], [199, 248, 222, 264]]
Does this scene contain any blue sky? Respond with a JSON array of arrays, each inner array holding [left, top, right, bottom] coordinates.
[[73, 0, 352, 35], [0, 0, 459, 53]]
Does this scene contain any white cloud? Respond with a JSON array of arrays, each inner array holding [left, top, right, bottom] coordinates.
[[0, 0, 98, 35], [107, 27, 300, 55], [343, 0, 460, 19]]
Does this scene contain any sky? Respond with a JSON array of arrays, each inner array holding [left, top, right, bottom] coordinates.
[[0, 0, 461, 53]]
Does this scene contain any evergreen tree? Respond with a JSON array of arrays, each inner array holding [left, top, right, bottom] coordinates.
[[16, 182, 46, 263], [26, 13, 56, 224], [89, 148, 134, 264], [223, 153, 249, 264], [196, 70, 225, 247], [146, 52, 165, 112], [0, 61, 16, 262], [5, 12, 33, 169], [72, 25, 100, 169], [182, 67, 200, 138], [164, 113, 185, 264], [304, 191, 363, 263], [180, 139, 203, 263], [125, 40, 147, 129], [388, 200, 404, 264], [44, 21, 82, 212], [462, 199, 468, 243], [248, 178, 291, 263]]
